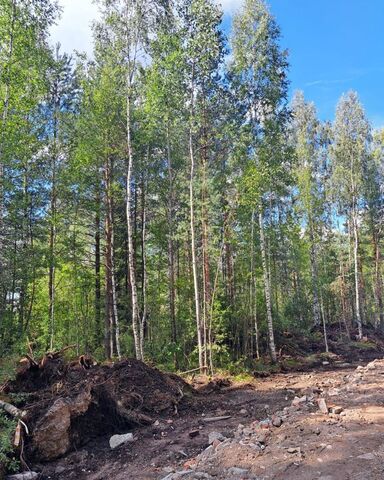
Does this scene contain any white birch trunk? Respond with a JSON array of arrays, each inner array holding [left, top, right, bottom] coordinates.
[[259, 209, 277, 362]]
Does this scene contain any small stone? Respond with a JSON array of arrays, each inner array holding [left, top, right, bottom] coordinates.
[[287, 447, 301, 454], [292, 395, 307, 406], [272, 416, 283, 427], [228, 467, 249, 476], [208, 431, 225, 444], [366, 362, 376, 370], [329, 406, 343, 414], [317, 398, 328, 414], [212, 438, 221, 449], [109, 433, 134, 449], [357, 452, 375, 460], [239, 408, 248, 416], [189, 430, 200, 438], [322, 361, 330, 366], [254, 432, 268, 444]]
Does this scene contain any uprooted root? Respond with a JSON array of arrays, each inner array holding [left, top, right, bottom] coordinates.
[[6, 357, 193, 462]]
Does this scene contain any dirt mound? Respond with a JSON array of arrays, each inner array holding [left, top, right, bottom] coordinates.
[[7, 358, 193, 462]]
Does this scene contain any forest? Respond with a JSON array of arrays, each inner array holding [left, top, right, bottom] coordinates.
[[0, 0, 383, 376]]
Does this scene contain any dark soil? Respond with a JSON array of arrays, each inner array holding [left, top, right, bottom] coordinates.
[[4, 330, 384, 479]]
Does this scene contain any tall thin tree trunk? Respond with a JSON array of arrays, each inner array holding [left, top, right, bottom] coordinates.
[[201, 161, 210, 372], [352, 210, 363, 339], [48, 95, 58, 351], [139, 178, 147, 360], [166, 125, 177, 360], [259, 208, 277, 362], [95, 183, 101, 345], [320, 291, 329, 352], [339, 258, 350, 339], [309, 223, 321, 327], [189, 66, 204, 373], [126, 77, 141, 360], [250, 211, 260, 359], [104, 158, 114, 359]]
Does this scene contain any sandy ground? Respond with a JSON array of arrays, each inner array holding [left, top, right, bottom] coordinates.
[[35, 357, 384, 480]]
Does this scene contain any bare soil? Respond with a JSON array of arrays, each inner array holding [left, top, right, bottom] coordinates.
[[23, 356, 384, 480]]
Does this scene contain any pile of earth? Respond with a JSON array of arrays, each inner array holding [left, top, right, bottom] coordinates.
[[5, 356, 192, 463]]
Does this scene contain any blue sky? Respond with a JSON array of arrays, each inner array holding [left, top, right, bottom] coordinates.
[[51, 0, 384, 127], [265, 0, 384, 128]]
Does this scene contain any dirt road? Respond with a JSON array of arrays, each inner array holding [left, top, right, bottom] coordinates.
[[38, 359, 384, 480]]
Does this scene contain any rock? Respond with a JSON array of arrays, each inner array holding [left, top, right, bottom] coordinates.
[[357, 452, 375, 460], [227, 467, 249, 476], [208, 431, 225, 444], [32, 388, 92, 461], [322, 361, 330, 366], [239, 408, 248, 416], [366, 362, 377, 370], [242, 427, 253, 437], [109, 432, 134, 449], [292, 395, 307, 406], [287, 446, 301, 454], [254, 432, 268, 444], [329, 406, 343, 414], [317, 398, 328, 414], [189, 430, 200, 438], [272, 415, 283, 427], [161, 470, 196, 480]]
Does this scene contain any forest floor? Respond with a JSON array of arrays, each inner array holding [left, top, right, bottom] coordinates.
[[28, 355, 384, 480], [3, 328, 384, 480]]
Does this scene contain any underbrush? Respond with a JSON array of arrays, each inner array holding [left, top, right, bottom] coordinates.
[[0, 413, 19, 474]]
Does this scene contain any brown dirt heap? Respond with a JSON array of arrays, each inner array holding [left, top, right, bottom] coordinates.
[[7, 358, 190, 462]]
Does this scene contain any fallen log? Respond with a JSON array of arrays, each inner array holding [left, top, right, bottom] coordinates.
[[0, 400, 27, 419]]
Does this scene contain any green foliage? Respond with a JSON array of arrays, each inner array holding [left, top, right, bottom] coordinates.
[[0, 413, 19, 474], [0, 0, 383, 373]]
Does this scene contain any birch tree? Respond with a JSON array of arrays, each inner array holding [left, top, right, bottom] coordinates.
[[231, 0, 290, 362], [331, 91, 371, 340]]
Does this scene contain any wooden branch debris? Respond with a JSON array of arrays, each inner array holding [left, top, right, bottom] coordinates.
[[13, 421, 22, 447], [202, 415, 232, 423], [179, 366, 208, 375], [6, 472, 39, 480], [0, 400, 27, 419]]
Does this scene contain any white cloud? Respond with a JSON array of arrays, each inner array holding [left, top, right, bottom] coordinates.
[[50, 0, 99, 55], [50, 0, 243, 55], [216, 0, 244, 14]]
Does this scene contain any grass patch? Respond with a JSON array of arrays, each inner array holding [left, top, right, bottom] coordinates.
[[349, 340, 377, 350]]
